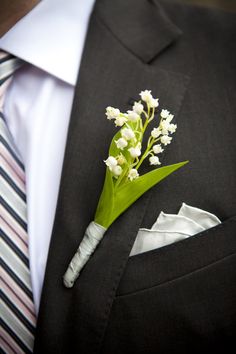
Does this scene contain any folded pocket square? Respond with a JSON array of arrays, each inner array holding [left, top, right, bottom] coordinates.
[[130, 203, 221, 257]]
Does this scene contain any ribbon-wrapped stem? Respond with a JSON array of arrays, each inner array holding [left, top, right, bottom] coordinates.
[[63, 222, 107, 288]]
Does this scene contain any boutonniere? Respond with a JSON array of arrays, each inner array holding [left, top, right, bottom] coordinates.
[[63, 90, 188, 288]]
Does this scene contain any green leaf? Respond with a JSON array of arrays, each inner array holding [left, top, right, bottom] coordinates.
[[94, 167, 114, 227], [95, 160, 189, 228], [109, 129, 121, 156], [108, 128, 128, 162]]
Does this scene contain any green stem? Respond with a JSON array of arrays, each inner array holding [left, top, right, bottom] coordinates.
[[114, 154, 133, 190], [149, 108, 155, 122], [142, 119, 149, 134], [114, 165, 128, 190], [133, 106, 156, 170], [135, 136, 162, 170], [135, 149, 151, 170], [142, 111, 149, 120]]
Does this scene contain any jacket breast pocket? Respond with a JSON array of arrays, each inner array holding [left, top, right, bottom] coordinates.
[[101, 217, 236, 354], [116, 216, 236, 296]]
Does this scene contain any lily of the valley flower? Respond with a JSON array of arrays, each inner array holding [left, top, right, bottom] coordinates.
[[104, 156, 117, 171], [63, 89, 188, 289], [128, 143, 142, 158], [121, 127, 135, 140], [104, 156, 123, 177], [160, 121, 177, 135], [139, 90, 159, 109], [160, 120, 170, 135], [115, 137, 128, 150], [161, 135, 172, 145], [139, 89, 153, 103], [151, 127, 162, 138], [128, 168, 139, 181], [149, 97, 159, 108], [127, 110, 139, 122], [114, 116, 127, 127], [113, 165, 123, 176], [160, 109, 170, 118], [168, 123, 177, 134], [153, 144, 164, 154], [133, 101, 144, 115], [149, 155, 161, 165], [105, 91, 178, 171], [106, 106, 120, 120]]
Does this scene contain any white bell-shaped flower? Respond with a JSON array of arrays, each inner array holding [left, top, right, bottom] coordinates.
[[160, 109, 170, 118], [127, 110, 139, 122], [149, 97, 159, 108], [115, 116, 127, 127], [139, 90, 153, 103], [106, 106, 120, 120], [104, 156, 117, 171], [128, 143, 142, 158], [115, 138, 128, 150], [128, 168, 139, 181], [161, 135, 172, 146], [112, 165, 123, 176], [151, 127, 162, 138], [121, 127, 135, 140], [149, 156, 161, 165], [133, 102, 144, 115], [153, 144, 164, 154]]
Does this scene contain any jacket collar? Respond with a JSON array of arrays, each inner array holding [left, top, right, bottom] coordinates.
[[0, 0, 96, 85]]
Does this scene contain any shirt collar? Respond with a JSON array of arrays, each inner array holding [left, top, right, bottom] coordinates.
[[0, 0, 96, 85]]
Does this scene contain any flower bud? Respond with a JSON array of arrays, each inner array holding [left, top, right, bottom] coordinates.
[[117, 154, 126, 165], [112, 165, 123, 176]]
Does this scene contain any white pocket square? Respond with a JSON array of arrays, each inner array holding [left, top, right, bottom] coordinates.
[[130, 203, 221, 257]]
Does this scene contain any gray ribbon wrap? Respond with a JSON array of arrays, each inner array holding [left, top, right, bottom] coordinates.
[[63, 221, 107, 288]]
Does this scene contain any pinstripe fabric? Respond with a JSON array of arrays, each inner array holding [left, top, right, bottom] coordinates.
[[0, 52, 36, 354]]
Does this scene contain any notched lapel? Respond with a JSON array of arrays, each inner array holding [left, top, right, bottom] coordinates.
[[34, 1, 190, 353], [96, 0, 182, 63]]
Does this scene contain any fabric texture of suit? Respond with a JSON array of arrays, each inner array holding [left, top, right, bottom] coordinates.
[[34, 0, 236, 353]]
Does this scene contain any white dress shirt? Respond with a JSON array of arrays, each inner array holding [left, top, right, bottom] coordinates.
[[0, 0, 96, 314]]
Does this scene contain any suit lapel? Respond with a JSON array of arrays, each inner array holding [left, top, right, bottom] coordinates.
[[34, 0, 189, 352]]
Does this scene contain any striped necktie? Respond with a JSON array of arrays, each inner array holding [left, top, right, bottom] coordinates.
[[0, 52, 37, 353]]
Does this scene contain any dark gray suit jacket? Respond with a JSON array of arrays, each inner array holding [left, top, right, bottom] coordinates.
[[34, 0, 236, 353]]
